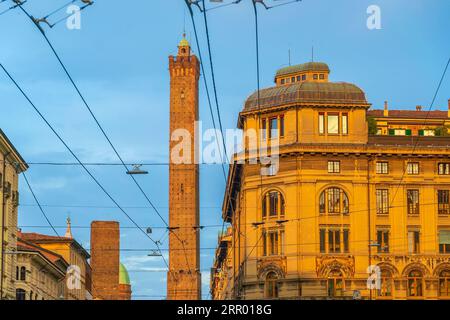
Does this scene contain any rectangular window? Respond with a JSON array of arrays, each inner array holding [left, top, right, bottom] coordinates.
[[302, 74, 306, 81], [279, 115, 285, 137], [319, 113, 325, 134], [407, 162, 420, 175], [328, 161, 340, 173], [269, 231, 279, 256], [343, 229, 349, 253], [269, 118, 278, 139], [408, 230, 420, 254], [262, 230, 267, 256], [377, 230, 390, 253], [342, 114, 348, 135], [313, 74, 318, 80], [262, 119, 267, 140], [407, 190, 420, 215], [319, 74, 325, 80], [438, 163, 450, 175], [439, 230, 450, 254], [296, 76, 301, 82], [328, 229, 340, 253], [281, 79, 285, 85], [320, 229, 326, 253], [327, 114, 339, 134], [394, 129, 406, 136], [438, 190, 450, 215], [376, 189, 389, 215], [291, 77, 295, 83], [376, 162, 389, 174]]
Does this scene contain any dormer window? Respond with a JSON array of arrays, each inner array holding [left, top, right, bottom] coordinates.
[[320, 74, 325, 80], [319, 112, 349, 135], [313, 74, 318, 80]]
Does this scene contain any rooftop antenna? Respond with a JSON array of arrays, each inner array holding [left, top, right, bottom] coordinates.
[[183, 6, 186, 35]]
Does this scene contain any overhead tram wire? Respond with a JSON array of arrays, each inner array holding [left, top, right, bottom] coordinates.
[[42, 0, 77, 20], [22, 172, 60, 236], [185, 2, 238, 294], [14, 3, 193, 275], [0, 62, 169, 270], [0, 0, 27, 17], [48, 1, 93, 29], [184, 0, 228, 181]]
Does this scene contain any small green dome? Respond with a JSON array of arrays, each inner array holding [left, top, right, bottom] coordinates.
[[119, 263, 131, 285]]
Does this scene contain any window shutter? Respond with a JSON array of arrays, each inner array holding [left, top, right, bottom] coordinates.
[[406, 129, 412, 136], [439, 231, 450, 245], [388, 129, 395, 136], [418, 130, 424, 136]]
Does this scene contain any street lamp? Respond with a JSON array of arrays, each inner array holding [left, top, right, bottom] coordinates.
[[126, 164, 148, 175]]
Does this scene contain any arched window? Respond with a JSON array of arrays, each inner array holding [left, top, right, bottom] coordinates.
[[327, 269, 344, 297], [262, 191, 285, 219], [20, 266, 26, 281], [407, 270, 423, 297], [264, 272, 279, 298], [16, 289, 26, 300], [439, 270, 450, 297], [319, 187, 349, 215], [378, 269, 393, 298]]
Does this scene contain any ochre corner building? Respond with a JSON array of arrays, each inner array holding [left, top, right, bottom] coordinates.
[[212, 62, 450, 300]]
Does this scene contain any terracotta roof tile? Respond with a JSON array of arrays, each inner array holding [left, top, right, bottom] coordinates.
[[368, 109, 448, 119]]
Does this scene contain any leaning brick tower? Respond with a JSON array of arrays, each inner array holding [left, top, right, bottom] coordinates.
[[167, 35, 201, 300]]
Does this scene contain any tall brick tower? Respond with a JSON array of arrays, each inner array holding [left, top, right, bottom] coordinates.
[[167, 35, 201, 300], [91, 221, 120, 300]]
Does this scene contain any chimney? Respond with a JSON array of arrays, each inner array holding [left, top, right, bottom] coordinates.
[[416, 105, 422, 111], [383, 101, 389, 117]]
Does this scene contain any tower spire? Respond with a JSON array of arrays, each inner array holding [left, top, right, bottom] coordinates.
[[65, 215, 73, 238]]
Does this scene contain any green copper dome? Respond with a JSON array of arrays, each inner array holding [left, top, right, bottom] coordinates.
[[119, 263, 131, 285]]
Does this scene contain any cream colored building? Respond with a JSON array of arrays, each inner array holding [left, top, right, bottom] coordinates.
[[20, 222, 91, 300], [15, 235, 68, 300], [0, 129, 28, 300]]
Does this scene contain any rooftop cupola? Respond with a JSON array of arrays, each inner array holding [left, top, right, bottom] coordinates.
[[177, 33, 191, 57], [274, 62, 330, 86]]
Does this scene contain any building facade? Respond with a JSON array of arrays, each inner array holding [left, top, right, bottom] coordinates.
[[368, 100, 450, 136], [167, 36, 201, 300], [0, 129, 28, 300], [212, 62, 450, 300], [20, 222, 91, 300], [16, 234, 68, 300]]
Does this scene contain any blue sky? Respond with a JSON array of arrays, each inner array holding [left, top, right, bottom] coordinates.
[[0, 0, 449, 300]]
